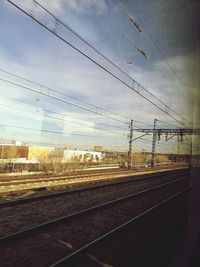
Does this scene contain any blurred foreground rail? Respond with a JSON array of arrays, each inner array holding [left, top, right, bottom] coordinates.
[[0, 168, 189, 237], [0, 163, 188, 198], [0, 168, 198, 267]]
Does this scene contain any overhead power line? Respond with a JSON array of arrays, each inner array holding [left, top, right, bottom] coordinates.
[[6, 0, 188, 126], [0, 68, 154, 129], [0, 67, 129, 123], [134, 128, 200, 135], [116, 1, 178, 89], [116, 0, 142, 33], [0, 102, 127, 137], [0, 68, 154, 131], [31, 0, 187, 125], [115, 0, 189, 97], [6, 0, 190, 128], [0, 123, 127, 139], [157, 119, 180, 129], [90, 0, 148, 59], [0, 77, 128, 125]]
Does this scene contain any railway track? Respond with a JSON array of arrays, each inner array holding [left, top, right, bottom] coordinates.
[[0, 168, 188, 207], [0, 168, 175, 185], [0, 168, 190, 237], [0, 168, 125, 183], [0, 165, 188, 196], [51, 182, 199, 267], [0, 169, 195, 267], [0, 164, 187, 183]]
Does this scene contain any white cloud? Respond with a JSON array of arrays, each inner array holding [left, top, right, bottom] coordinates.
[[0, 47, 191, 135], [41, 0, 64, 14], [66, 0, 107, 13], [0, 2, 194, 150], [12, 0, 107, 16]]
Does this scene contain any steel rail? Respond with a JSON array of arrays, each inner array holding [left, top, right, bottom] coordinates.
[[0, 168, 189, 208], [1, 168, 160, 185], [50, 180, 200, 267], [0, 172, 129, 186], [0, 169, 127, 183], [0, 165, 188, 186], [0, 176, 188, 242], [1, 165, 179, 183]]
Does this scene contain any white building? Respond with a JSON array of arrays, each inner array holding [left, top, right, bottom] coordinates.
[[61, 149, 102, 163]]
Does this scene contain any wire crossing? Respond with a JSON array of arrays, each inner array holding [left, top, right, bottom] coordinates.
[[6, 0, 191, 129]]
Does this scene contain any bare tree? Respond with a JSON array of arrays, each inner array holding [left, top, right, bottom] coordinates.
[[37, 150, 82, 175], [0, 146, 19, 173]]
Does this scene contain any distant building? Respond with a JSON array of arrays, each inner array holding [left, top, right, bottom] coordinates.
[[102, 151, 121, 162], [94, 146, 103, 152], [0, 145, 28, 159], [0, 144, 102, 173], [59, 149, 102, 163], [28, 146, 54, 161], [11, 140, 24, 146]]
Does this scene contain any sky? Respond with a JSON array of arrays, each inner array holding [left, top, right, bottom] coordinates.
[[0, 0, 199, 153]]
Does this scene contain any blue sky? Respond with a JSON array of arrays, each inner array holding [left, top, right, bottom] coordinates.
[[0, 0, 198, 153]]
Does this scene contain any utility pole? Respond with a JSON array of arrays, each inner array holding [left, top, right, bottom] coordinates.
[[151, 119, 158, 167], [128, 119, 133, 169]]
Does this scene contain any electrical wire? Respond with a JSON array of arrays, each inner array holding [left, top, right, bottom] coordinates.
[[116, 0, 142, 33], [0, 102, 128, 136], [19, 0, 181, 124], [0, 68, 155, 131], [90, 0, 148, 59], [0, 67, 163, 129], [115, 0, 190, 97], [0, 67, 130, 123], [5, 0, 189, 128], [0, 77, 128, 125], [157, 119, 180, 129], [0, 123, 127, 139]]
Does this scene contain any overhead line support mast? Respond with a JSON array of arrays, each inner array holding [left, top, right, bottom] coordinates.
[[137, 125, 200, 168], [151, 119, 158, 167], [128, 120, 133, 169], [135, 129, 200, 135]]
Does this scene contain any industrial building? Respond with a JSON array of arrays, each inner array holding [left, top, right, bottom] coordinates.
[[0, 143, 102, 173]]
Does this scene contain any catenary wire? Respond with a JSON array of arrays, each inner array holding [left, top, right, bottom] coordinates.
[[0, 68, 155, 129], [6, 0, 190, 129], [0, 67, 130, 123], [0, 102, 127, 136], [0, 123, 127, 139], [0, 68, 157, 130], [34, 0, 186, 124], [115, 0, 189, 97], [90, 0, 148, 59], [0, 77, 129, 125]]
